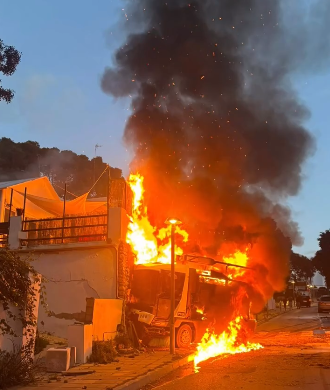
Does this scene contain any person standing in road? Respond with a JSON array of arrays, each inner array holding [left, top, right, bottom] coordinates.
[[288, 295, 293, 309], [282, 297, 287, 311], [296, 293, 301, 309]]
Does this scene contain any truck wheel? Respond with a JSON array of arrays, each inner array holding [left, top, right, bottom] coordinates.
[[176, 324, 193, 349]]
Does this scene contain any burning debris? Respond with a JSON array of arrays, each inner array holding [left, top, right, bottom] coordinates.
[[102, 0, 330, 364], [194, 316, 263, 367]]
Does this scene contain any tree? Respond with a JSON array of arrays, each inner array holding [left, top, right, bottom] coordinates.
[[0, 137, 122, 198], [0, 250, 42, 337], [313, 230, 330, 288], [290, 251, 315, 282], [0, 39, 21, 103], [0, 250, 44, 387]]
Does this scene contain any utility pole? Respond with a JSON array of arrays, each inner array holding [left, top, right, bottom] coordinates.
[[93, 144, 102, 186], [165, 218, 182, 355], [170, 222, 176, 354]]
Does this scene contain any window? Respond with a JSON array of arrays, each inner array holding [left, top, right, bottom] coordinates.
[[131, 270, 160, 306]]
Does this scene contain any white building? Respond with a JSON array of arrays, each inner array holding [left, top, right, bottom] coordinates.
[[0, 177, 132, 341]]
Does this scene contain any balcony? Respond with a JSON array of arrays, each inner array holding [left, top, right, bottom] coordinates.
[[21, 213, 108, 246]]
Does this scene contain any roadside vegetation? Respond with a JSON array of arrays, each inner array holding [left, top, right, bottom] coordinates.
[[0, 250, 46, 388]]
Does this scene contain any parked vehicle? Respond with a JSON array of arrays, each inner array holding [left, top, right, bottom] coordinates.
[[318, 295, 330, 313], [317, 287, 329, 298], [299, 294, 311, 308]]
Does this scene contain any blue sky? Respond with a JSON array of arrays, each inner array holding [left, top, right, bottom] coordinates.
[[0, 1, 329, 257]]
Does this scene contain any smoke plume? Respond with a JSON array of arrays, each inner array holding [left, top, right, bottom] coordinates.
[[102, 1, 329, 308]]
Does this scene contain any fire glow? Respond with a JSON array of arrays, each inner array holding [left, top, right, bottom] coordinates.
[[126, 173, 263, 365], [194, 316, 263, 366]]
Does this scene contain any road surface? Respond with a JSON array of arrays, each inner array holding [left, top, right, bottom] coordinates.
[[143, 306, 330, 390], [257, 305, 320, 332]]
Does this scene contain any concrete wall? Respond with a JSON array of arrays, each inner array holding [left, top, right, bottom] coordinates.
[[91, 299, 123, 341], [32, 245, 117, 338]]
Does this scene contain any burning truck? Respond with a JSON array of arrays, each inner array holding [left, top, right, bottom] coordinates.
[[123, 173, 262, 361], [127, 258, 256, 349]]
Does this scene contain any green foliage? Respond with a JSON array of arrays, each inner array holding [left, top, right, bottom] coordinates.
[[0, 250, 46, 337], [290, 251, 315, 282], [0, 137, 122, 198], [313, 229, 330, 288], [87, 340, 117, 364], [0, 341, 38, 389], [34, 330, 50, 355], [0, 39, 21, 103]]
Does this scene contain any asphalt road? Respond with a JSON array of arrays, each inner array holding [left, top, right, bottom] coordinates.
[[143, 305, 330, 390], [257, 305, 320, 332]]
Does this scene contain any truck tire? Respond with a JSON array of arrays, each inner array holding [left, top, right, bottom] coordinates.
[[176, 324, 193, 349]]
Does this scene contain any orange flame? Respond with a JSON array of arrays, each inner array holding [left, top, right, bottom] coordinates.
[[223, 249, 249, 281], [126, 173, 188, 265], [127, 174, 263, 362], [194, 316, 263, 366]]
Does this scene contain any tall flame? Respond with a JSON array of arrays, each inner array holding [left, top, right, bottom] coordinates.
[[126, 173, 188, 265], [194, 316, 263, 366]]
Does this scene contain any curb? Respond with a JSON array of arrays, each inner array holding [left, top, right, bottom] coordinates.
[[256, 308, 296, 325], [114, 353, 195, 390], [256, 303, 317, 326]]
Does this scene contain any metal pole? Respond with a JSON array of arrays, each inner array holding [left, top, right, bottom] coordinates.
[[107, 166, 110, 242], [61, 184, 67, 243], [22, 187, 27, 230], [8, 188, 13, 224], [170, 223, 176, 355]]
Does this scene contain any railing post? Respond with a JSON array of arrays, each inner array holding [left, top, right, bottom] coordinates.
[[107, 166, 111, 242], [21, 187, 27, 231], [8, 188, 13, 224], [61, 184, 67, 243]]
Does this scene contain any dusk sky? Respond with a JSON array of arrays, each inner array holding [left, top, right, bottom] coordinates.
[[0, 1, 329, 258]]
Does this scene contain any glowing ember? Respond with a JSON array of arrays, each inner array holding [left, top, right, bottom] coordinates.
[[194, 316, 263, 366], [126, 173, 188, 265]]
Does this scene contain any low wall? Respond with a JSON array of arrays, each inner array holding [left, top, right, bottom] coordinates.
[[31, 244, 117, 338]]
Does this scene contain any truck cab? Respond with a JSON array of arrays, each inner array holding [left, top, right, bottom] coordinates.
[[128, 262, 255, 348]]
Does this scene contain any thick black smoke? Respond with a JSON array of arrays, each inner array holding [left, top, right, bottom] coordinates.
[[102, 1, 329, 305]]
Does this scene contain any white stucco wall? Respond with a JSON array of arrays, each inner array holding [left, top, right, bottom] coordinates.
[[31, 245, 117, 338]]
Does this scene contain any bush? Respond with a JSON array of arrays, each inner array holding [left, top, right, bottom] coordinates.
[[0, 342, 38, 389], [0, 250, 46, 337], [34, 330, 50, 355], [115, 333, 132, 349], [87, 340, 117, 364]]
